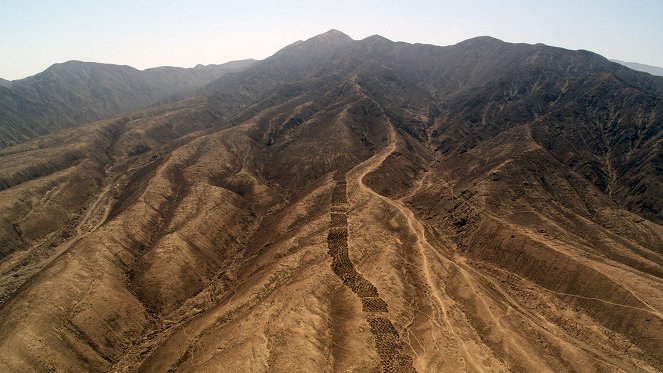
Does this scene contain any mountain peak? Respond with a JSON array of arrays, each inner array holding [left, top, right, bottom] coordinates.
[[304, 29, 353, 45], [3, 29, 663, 373], [310, 29, 353, 42], [455, 35, 505, 48], [361, 34, 392, 44], [272, 29, 354, 59], [611, 59, 663, 77], [55, 60, 107, 68], [46, 60, 133, 73]]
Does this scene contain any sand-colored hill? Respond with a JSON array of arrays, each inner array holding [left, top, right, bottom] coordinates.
[[0, 30, 662, 372]]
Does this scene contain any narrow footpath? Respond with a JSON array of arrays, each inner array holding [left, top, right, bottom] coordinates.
[[327, 171, 417, 373]]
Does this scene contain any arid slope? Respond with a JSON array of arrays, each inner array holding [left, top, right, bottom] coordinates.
[[0, 59, 255, 147], [0, 30, 662, 372]]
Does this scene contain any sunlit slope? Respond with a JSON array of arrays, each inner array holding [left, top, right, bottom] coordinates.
[[0, 30, 662, 372]]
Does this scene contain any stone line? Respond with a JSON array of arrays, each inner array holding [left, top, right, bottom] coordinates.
[[327, 172, 416, 373]]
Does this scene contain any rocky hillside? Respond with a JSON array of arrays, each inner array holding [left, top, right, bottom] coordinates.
[[0, 59, 255, 147], [0, 30, 662, 372], [612, 59, 663, 77]]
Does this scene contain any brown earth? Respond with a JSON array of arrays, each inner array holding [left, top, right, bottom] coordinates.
[[0, 30, 662, 372]]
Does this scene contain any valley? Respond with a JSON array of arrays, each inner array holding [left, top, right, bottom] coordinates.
[[0, 30, 662, 372]]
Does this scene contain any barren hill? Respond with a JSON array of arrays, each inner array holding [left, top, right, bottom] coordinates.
[[0, 30, 662, 372], [0, 59, 255, 147], [612, 59, 663, 77]]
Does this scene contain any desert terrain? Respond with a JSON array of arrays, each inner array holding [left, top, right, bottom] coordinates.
[[0, 30, 662, 372]]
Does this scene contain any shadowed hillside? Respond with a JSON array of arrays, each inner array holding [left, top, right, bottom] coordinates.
[[0, 59, 255, 147], [0, 30, 662, 372], [612, 60, 663, 77]]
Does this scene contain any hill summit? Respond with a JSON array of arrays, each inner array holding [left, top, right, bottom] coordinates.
[[0, 30, 662, 372]]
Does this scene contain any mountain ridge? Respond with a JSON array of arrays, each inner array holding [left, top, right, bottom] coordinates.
[[611, 59, 663, 77], [0, 30, 662, 372], [196, 31, 661, 225], [0, 59, 256, 147]]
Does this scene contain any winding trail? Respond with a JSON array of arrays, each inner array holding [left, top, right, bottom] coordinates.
[[75, 181, 114, 235], [348, 124, 484, 371], [349, 124, 663, 372], [0, 173, 117, 305], [326, 171, 416, 372]]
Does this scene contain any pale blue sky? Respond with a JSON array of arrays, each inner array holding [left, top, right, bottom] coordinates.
[[1, 0, 662, 80]]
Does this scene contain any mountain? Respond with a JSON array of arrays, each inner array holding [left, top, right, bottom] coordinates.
[[0, 79, 10, 88], [0, 30, 662, 372], [612, 59, 663, 77], [0, 59, 255, 147]]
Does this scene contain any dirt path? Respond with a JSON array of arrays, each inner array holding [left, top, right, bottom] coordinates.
[[348, 124, 486, 371], [0, 173, 117, 306], [53, 173, 116, 256], [326, 171, 416, 372], [75, 181, 114, 235]]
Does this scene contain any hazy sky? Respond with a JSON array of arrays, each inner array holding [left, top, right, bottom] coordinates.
[[1, 0, 662, 80]]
